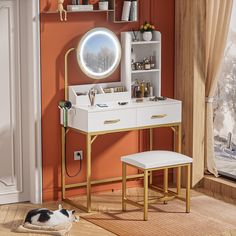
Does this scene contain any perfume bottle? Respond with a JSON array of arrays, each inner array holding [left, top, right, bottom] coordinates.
[[144, 87, 149, 97], [149, 84, 154, 97], [140, 80, 146, 97], [136, 86, 142, 98], [150, 55, 156, 69]]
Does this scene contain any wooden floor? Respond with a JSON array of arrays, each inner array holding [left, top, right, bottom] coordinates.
[[0, 188, 235, 236], [196, 176, 236, 205], [0, 200, 115, 236]]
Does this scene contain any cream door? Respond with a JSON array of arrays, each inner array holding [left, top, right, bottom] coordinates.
[[0, 0, 30, 204]]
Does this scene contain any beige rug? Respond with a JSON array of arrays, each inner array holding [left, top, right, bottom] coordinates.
[[82, 195, 236, 236]]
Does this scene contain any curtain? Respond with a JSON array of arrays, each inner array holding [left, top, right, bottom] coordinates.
[[205, 0, 233, 176]]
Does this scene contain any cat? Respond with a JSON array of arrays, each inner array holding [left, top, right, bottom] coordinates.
[[24, 204, 78, 227]]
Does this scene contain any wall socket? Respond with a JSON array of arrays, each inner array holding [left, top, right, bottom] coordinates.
[[74, 151, 83, 161]]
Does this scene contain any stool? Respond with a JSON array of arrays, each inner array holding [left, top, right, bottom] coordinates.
[[121, 150, 192, 221]]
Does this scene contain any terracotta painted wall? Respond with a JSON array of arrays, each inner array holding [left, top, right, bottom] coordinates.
[[40, 0, 175, 201]]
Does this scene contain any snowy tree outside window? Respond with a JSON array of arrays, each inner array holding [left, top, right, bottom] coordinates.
[[214, 1, 236, 179]]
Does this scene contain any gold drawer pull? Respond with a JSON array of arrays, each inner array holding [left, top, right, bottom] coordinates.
[[104, 119, 121, 124], [151, 114, 167, 119]]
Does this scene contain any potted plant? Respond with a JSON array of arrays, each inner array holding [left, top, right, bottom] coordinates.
[[140, 22, 155, 41], [99, 0, 109, 10]]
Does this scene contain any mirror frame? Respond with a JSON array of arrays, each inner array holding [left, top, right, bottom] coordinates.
[[77, 27, 121, 80]]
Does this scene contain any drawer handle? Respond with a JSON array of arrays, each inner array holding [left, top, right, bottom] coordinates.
[[104, 119, 121, 124], [151, 114, 167, 119]]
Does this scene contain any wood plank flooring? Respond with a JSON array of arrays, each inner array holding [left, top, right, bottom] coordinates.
[[0, 188, 235, 236], [0, 201, 114, 236]]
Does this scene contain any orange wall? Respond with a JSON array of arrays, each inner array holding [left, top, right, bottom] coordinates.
[[40, 0, 175, 201]]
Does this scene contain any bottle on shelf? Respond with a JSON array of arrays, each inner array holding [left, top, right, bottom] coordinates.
[[144, 87, 149, 97], [136, 86, 142, 98], [150, 54, 156, 69], [149, 84, 154, 97], [140, 80, 145, 97], [131, 47, 136, 70]]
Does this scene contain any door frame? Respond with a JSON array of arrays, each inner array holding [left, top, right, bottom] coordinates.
[[23, 0, 42, 204], [0, 0, 42, 204]]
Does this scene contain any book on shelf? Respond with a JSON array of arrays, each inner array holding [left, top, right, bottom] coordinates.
[[67, 4, 93, 12], [130, 0, 138, 21], [121, 0, 138, 22], [121, 1, 131, 21]]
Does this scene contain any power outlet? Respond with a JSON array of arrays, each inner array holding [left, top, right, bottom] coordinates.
[[74, 151, 83, 161]]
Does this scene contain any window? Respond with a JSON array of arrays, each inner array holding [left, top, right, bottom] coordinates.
[[213, 1, 236, 180]]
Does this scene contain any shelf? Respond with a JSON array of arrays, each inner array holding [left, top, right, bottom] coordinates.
[[113, 20, 138, 24], [42, 9, 114, 14], [131, 41, 160, 45], [131, 69, 160, 74], [42, 0, 139, 24], [109, 0, 139, 24]]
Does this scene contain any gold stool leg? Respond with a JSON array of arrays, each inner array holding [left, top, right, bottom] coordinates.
[[163, 168, 168, 204], [144, 170, 149, 221], [186, 164, 191, 213], [177, 166, 181, 196], [149, 171, 153, 185], [149, 128, 153, 185], [122, 162, 127, 211]]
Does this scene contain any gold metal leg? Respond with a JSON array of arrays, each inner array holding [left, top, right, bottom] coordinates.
[[149, 128, 153, 185], [144, 170, 149, 221], [186, 164, 191, 213], [163, 168, 168, 204], [86, 134, 92, 213], [61, 127, 66, 200], [177, 124, 182, 153], [176, 124, 182, 195], [122, 162, 127, 211], [177, 166, 181, 196], [164, 168, 168, 193]]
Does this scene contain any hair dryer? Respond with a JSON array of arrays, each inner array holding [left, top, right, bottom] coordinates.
[[59, 100, 72, 127]]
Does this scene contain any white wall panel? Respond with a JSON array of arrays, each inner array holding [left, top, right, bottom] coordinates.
[[0, 0, 23, 200]]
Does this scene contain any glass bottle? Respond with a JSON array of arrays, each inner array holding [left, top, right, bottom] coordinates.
[[140, 80, 146, 97], [136, 86, 142, 98], [144, 87, 149, 97]]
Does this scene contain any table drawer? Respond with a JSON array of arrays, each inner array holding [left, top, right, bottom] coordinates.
[[137, 103, 181, 127], [88, 109, 137, 132]]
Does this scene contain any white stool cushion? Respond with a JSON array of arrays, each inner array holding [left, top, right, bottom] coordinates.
[[121, 151, 192, 169]]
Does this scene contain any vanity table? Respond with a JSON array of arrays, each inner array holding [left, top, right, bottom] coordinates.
[[60, 28, 182, 212]]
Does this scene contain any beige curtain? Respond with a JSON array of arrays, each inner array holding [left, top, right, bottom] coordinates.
[[205, 0, 233, 176]]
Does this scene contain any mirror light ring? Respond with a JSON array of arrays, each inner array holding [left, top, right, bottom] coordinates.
[[77, 27, 121, 80]]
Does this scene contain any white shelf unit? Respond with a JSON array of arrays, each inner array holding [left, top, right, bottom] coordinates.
[[121, 31, 162, 98]]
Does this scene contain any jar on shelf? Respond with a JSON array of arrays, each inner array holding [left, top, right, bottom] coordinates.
[[143, 57, 151, 70], [142, 31, 152, 41], [99, 1, 109, 10]]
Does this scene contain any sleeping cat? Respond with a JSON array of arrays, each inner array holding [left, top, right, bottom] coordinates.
[[24, 204, 78, 227]]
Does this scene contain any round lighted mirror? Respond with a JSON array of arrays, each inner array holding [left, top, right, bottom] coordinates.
[[77, 28, 121, 80]]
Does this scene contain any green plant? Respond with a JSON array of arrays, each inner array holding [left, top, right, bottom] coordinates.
[[140, 21, 155, 33]]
